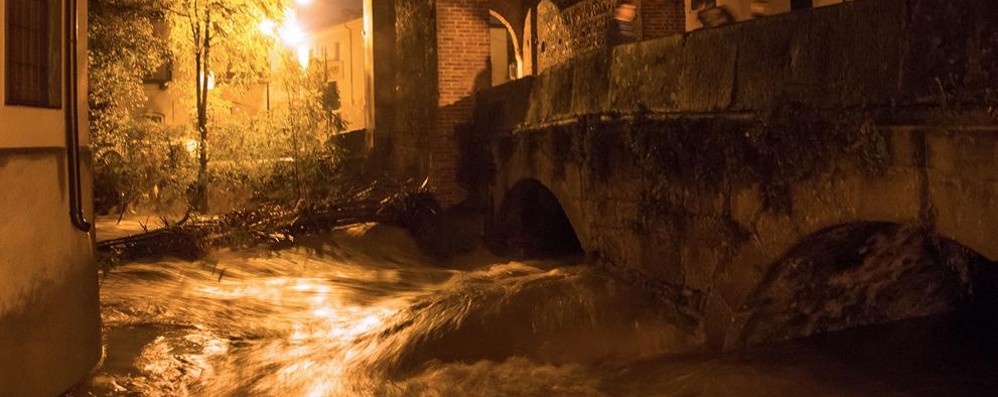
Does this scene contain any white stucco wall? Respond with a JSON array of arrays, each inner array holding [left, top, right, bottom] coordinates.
[[490, 27, 511, 86], [0, 152, 101, 396], [0, 0, 90, 149], [0, 0, 103, 394], [310, 18, 368, 132]]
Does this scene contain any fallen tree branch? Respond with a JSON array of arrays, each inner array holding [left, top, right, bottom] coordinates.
[[96, 179, 431, 265]]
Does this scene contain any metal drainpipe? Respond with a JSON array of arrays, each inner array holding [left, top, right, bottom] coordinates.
[[65, 0, 92, 232]]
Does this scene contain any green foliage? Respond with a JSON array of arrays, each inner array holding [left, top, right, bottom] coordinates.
[[162, 0, 289, 210], [256, 56, 352, 205], [89, 0, 172, 214], [88, 0, 167, 117], [164, 0, 283, 93], [93, 121, 198, 216], [90, 0, 356, 220], [183, 58, 352, 210]]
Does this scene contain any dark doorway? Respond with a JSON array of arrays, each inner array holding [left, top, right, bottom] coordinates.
[[492, 179, 582, 258]]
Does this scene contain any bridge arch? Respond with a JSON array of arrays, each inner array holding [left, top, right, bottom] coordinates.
[[491, 178, 584, 258], [730, 221, 997, 348]]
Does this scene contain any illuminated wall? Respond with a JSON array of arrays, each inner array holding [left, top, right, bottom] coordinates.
[[310, 18, 368, 132], [0, 0, 103, 394]]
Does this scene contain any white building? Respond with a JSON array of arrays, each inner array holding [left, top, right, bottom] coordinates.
[[308, 17, 368, 132], [0, 0, 102, 394]]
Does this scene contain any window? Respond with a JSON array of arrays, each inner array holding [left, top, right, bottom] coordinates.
[[145, 112, 165, 123], [6, 0, 61, 107], [145, 61, 173, 87]]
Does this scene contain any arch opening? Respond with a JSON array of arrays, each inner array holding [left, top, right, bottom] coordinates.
[[492, 179, 583, 258], [488, 10, 523, 84], [738, 222, 998, 347]]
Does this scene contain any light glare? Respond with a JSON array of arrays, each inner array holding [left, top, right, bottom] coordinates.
[[297, 45, 310, 68], [258, 19, 276, 36]]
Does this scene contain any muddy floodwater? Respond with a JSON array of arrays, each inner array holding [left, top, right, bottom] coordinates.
[[71, 224, 998, 396]]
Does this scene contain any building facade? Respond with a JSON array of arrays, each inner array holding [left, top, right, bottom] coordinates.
[[308, 17, 367, 132], [0, 0, 103, 394]]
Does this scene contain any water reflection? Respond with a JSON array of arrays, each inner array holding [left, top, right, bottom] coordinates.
[[72, 223, 998, 396]]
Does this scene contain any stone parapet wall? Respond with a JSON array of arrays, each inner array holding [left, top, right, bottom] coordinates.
[[515, 0, 998, 125]]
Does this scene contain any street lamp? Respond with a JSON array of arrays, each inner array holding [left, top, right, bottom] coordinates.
[[279, 12, 310, 68], [259, 11, 311, 69]]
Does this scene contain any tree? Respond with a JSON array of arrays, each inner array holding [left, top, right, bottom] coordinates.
[[90, 0, 354, 220], [89, 0, 167, 127], [88, 0, 172, 214], [163, 0, 284, 211]]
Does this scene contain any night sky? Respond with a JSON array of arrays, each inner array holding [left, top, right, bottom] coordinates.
[[297, 0, 364, 29]]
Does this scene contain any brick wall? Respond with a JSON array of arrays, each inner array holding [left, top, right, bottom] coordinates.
[[641, 0, 685, 38], [434, 0, 491, 205]]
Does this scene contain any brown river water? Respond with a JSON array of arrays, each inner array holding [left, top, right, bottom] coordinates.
[[70, 223, 998, 396]]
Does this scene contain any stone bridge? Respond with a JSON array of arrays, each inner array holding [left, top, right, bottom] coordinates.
[[455, 0, 998, 350]]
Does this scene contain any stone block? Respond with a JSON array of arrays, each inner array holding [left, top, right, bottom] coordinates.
[[609, 35, 685, 113], [731, 20, 792, 110], [886, 128, 920, 167], [676, 27, 737, 112], [570, 50, 612, 115], [854, 170, 922, 222], [731, 184, 763, 230], [930, 175, 998, 260]]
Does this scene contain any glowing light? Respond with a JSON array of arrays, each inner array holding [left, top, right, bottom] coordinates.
[[347, 314, 382, 335], [276, 10, 311, 68], [259, 19, 276, 36], [295, 0, 312, 6], [185, 139, 198, 153], [200, 71, 216, 90], [279, 12, 306, 46], [296, 45, 311, 68], [312, 307, 334, 318]]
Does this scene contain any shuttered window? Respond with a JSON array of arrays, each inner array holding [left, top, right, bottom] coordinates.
[[6, 0, 61, 108]]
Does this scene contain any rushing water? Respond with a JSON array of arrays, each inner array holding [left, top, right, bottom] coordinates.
[[71, 223, 998, 396]]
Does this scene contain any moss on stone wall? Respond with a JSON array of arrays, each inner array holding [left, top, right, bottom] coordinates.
[[480, 100, 889, 221], [474, 101, 891, 281], [550, 124, 574, 180], [613, 102, 888, 217]]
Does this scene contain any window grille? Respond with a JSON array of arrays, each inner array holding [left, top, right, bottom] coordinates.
[[6, 0, 61, 107]]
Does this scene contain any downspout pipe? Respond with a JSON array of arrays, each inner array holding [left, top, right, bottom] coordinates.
[[65, 0, 92, 232]]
